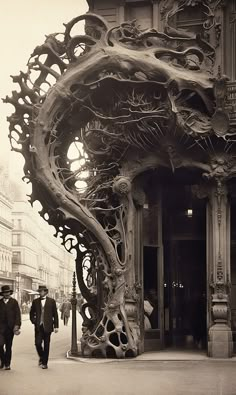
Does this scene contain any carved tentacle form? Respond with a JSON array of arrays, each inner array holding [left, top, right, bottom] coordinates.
[[31, 98, 138, 356]]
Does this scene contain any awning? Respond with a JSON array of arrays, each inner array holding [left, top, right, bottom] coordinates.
[[23, 289, 39, 295]]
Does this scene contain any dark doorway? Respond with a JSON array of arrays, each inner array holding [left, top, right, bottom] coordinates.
[[164, 240, 206, 349], [141, 168, 207, 351], [143, 246, 159, 330], [162, 182, 207, 350]]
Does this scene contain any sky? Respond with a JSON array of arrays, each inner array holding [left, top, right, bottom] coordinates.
[[0, 0, 88, 182]]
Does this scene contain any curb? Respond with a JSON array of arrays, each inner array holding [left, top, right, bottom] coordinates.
[[66, 350, 236, 364]]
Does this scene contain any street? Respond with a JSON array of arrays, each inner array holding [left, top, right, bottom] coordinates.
[[1, 315, 236, 395]]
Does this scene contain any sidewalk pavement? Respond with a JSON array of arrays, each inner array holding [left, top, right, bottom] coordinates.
[[21, 313, 236, 363], [67, 348, 236, 363]]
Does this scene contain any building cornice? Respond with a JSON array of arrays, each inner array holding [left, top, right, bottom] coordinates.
[[0, 216, 13, 230], [0, 193, 13, 208]]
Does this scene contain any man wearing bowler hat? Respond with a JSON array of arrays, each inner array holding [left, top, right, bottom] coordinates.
[[30, 285, 59, 369], [0, 285, 21, 370]]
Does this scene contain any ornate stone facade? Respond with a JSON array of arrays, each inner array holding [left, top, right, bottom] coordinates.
[[4, 0, 236, 357]]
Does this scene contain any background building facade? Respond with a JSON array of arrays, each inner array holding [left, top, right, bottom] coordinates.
[[11, 197, 75, 304], [0, 163, 13, 290], [0, 167, 75, 305]]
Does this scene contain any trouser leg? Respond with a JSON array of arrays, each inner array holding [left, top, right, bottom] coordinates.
[[4, 329, 14, 367], [0, 346, 5, 365], [42, 330, 51, 365], [0, 334, 5, 366], [35, 325, 44, 361]]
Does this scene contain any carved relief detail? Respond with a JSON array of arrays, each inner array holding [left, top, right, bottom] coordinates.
[[113, 176, 131, 196], [210, 67, 231, 137], [160, 0, 225, 54]]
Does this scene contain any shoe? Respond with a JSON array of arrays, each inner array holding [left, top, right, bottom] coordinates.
[[4, 366, 11, 370], [38, 359, 42, 366], [0, 363, 4, 369], [41, 364, 48, 369]]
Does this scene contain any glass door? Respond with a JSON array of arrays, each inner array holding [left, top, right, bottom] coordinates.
[[142, 188, 164, 351]]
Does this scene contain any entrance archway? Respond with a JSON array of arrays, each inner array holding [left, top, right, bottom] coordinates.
[[139, 168, 207, 352]]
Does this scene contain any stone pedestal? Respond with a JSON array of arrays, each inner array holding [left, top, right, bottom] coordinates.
[[207, 182, 232, 358], [208, 323, 233, 358]]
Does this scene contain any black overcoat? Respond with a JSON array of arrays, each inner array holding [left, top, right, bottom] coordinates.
[[30, 297, 59, 333], [0, 298, 21, 333]]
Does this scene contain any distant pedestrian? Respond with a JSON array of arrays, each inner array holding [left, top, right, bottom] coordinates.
[[191, 293, 206, 349], [26, 301, 31, 312], [0, 285, 21, 370], [21, 301, 27, 314], [77, 293, 84, 312], [30, 285, 59, 369], [59, 299, 71, 326]]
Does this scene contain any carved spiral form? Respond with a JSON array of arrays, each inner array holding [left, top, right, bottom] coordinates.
[[113, 177, 131, 196]]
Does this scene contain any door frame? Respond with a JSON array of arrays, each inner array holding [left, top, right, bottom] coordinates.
[[140, 188, 165, 351]]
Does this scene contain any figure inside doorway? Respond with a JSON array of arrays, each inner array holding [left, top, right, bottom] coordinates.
[[191, 292, 206, 349], [144, 295, 153, 330], [144, 289, 159, 329]]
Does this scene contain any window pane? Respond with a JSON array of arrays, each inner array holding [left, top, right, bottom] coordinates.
[[125, 2, 152, 29], [12, 234, 21, 246]]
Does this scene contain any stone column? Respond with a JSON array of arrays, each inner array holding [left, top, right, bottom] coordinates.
[[113, 176, 141, 352], [208, 180, 233, 358]]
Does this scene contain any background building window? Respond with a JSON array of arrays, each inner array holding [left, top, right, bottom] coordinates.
[[12, 234, 21, 246], [176, 5, 205, 36], [12, 251, 21, 264], [125, 1, 152, 30]]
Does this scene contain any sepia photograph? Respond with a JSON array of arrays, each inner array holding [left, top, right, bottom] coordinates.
[[1, 0, 236, 394]]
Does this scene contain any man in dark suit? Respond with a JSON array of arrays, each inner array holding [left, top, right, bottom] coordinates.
[[30, 285, 59, 369], [0, 285, 21, 370]]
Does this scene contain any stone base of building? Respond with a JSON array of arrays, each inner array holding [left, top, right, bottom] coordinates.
[[208, 323, 233, 358]]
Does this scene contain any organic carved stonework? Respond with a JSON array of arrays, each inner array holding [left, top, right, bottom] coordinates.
[[4, 10, 236, 357], [161, 0, 225, 50]]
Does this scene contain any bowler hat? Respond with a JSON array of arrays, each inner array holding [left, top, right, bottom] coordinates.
[[37, 285, 48, 293], [0, 285, 13, 296]]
